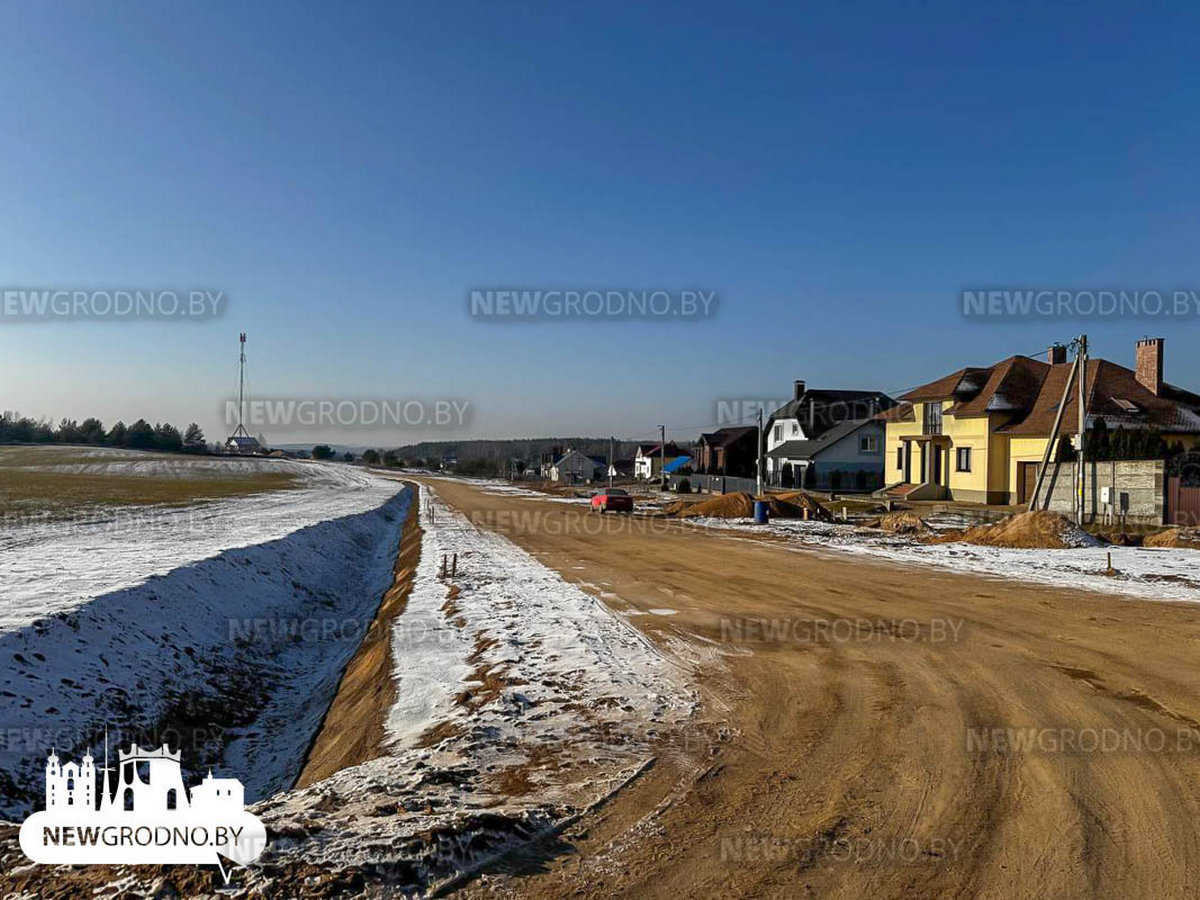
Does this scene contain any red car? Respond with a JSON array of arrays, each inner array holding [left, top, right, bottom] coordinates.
[[590, 487, 633, 513]]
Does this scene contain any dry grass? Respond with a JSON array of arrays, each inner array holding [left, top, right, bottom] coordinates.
[[0, 446, 300, 518]]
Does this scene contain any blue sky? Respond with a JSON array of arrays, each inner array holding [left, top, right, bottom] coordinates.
[[2, 0, 1199, 445]]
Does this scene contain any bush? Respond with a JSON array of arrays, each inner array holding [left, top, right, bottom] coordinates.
[[677, 478, 692, 494]]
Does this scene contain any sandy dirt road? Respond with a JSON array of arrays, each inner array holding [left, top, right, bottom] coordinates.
[[423, 478, 1200, 900]]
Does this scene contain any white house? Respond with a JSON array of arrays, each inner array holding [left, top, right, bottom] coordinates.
[[763, 384, 897, 489], [633, 442, 686, 480], [767, 417, 887, 491]]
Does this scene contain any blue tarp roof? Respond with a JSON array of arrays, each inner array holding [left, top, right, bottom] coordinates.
[[663, 455, 692, 474]]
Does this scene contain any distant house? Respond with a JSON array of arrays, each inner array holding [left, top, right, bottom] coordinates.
[[607, 458, 635, 479], [765, 381, 895, 490], [550, 449, 603, 484], [224, 434, 262, 455], [634, 442, 687, 480], [694, 426, 757, 477]]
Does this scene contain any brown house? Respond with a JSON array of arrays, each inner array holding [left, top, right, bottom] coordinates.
[[694, 426, 758, 477]]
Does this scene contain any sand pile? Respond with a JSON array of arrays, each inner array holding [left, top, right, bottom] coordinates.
[[865, 511, 930, 535], [669, 491, 833, 521], [932, 510, 1100, 550], [675, 492, 757, 518], [1144, 528, 1200, 549], [771, 491, 834, 522]]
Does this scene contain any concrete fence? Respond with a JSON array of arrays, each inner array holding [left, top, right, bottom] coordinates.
[[1039, 459, 1164, 525]]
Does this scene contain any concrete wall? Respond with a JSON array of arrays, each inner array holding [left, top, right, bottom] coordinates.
[[1038, 459, 1165, 525]]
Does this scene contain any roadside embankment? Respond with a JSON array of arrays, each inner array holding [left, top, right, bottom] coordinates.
[[0, 482, 410, 820], [296, 482, 423, 787]]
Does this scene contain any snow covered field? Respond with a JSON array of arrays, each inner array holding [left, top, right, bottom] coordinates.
[[250, 481, 696, 892], [0, 460, 408, 818], [0, 456, 401, 631]]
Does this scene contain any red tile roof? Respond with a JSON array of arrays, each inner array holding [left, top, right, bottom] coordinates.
[[900, 354, 1200, 437]]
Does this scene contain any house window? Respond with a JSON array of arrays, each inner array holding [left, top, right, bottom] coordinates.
[[896, 447, 904, 470], [859, 436, 879, 453], [956, 447, 972, 472], [773, 425, 782, 442], [923, 403, 943, 435], [791, 422, 799, 435]]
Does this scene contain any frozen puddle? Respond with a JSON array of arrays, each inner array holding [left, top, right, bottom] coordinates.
[[251, 482, 696, 892]]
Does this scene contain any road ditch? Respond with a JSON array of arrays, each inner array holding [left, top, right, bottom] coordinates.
[[296, 482, 423, 787]]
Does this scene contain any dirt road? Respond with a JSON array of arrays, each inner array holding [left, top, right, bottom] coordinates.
[[424, 479, 1200, 900]]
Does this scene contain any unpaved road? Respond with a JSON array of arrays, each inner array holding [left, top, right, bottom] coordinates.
[[424, 478, 1200, 900]]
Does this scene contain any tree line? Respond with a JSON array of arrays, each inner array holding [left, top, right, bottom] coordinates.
[[0, 411, 208, 453]]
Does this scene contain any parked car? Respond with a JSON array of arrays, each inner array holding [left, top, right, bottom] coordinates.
[[590, 487, 633, 513]]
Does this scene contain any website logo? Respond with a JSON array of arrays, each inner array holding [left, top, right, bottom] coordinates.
[[18, 737, 267, 883]]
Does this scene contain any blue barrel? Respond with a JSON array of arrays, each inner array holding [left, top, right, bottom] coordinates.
[[753, 500, 770, 524]]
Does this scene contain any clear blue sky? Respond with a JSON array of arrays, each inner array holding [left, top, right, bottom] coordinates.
[[2, 0, 1199, 446]]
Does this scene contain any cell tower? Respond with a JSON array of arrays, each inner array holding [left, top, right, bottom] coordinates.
[[233, 332, 250, 438], [226, 333, 261, 454]]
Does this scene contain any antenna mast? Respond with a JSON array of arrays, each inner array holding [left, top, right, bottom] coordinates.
[[234, 333, 250, 438]]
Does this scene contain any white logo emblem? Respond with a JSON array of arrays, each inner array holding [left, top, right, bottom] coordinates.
[[19, 734, 267, 882]]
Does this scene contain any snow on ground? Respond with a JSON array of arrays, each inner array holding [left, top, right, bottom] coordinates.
[[0, 459, 401, 631], [681, 514, 1200, 603], [0, 465, 408, 818], [250, 481, 696, 892]]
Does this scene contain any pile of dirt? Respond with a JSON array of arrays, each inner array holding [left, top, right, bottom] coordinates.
[[771, 491, 834, 522], [671, 491, 834, 521], [1144, 528, 1200, 549], [675, 492, 757, 518], [1098, 532, 1144, 547], [931, 510, 1099, 550], [864, 511, 931, 535]]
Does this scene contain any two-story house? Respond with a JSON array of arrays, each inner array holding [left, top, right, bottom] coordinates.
[[882, 338, 1200, 504], [765, 381, 896, 490]]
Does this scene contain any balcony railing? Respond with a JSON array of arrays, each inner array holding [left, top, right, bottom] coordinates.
[[922, 406, 943, 435]]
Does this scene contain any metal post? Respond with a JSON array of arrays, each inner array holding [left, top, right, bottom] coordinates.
[[756, 408, 764, 496], [659, 425, 666, 490], [1077, 334, 1089, 525]]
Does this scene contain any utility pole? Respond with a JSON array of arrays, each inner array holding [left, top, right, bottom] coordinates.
[[659, 425, 666, 490], [1029, 342, 1080, 512], [609, 436, 614, 488], [1076, 334, 1089, 525], [756, 407, 764, 496]]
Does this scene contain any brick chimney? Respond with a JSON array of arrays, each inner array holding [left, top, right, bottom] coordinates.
[[1047, 344, 1067, 365], [793, 380, 806, 401], [1135, 338, 1164, 395]]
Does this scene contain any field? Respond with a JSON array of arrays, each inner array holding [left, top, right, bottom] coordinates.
[[0, 445, 300, 518]]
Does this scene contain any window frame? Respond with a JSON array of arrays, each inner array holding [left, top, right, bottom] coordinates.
[[956, 446, 972, 472]]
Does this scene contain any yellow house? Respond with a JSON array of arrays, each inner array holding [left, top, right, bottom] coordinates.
[[882, 339, 1200, 505]]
